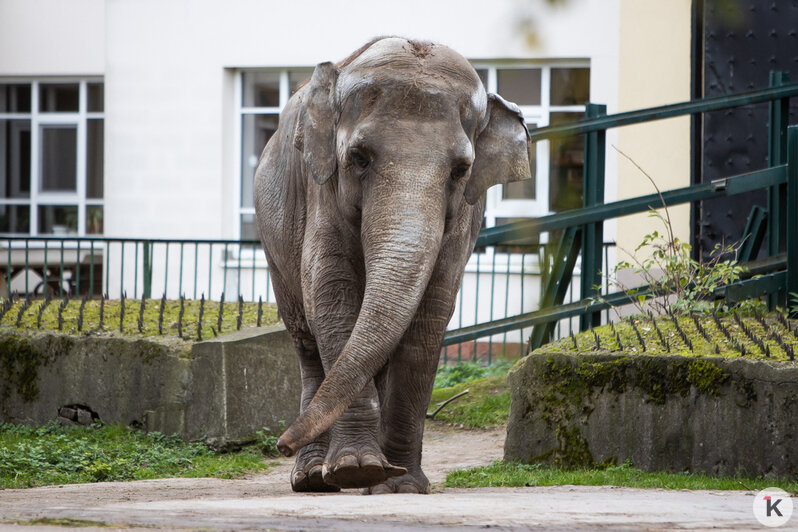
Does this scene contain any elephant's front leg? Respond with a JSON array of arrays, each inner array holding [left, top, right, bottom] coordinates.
[[308, 257, 406, 489], [365, 282, 456, 494]]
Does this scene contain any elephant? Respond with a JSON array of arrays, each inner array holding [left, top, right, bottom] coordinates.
[[254, 36, 532, 494]]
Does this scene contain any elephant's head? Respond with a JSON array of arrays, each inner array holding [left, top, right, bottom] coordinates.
[[277, 37, 532, 456]]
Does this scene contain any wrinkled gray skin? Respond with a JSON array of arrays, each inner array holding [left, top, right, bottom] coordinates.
[[254, 37, 532, 494]]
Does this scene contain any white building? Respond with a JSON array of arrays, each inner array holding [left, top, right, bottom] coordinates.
[[0, 0, 694, 352]]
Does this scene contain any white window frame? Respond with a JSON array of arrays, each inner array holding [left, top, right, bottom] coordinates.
[[0, 78, 104, 236]]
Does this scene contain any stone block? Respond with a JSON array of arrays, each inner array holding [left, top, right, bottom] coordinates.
[[505, 352, 798, 477], [0, 325, 300, 444]]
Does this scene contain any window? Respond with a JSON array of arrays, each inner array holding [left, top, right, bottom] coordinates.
[[235, 63, 589, 237], [237, 69, 313, 240], [470, 63, 590, 227], [0, 80, 104, 235]]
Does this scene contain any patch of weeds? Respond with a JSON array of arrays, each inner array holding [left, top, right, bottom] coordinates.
[[255, 422, 285, 457], [434, 359, 514, 389], [0, 422, 271, 489], [444, 460, 798, 493], [429, 375, 510, 429]]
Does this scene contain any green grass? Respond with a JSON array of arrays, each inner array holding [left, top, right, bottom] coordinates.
[[0, 298, 280, 342], [445, 460, 798, 493], [0, 422, 275, 489], [434, 359, 514, 389], [429, 374, 510, 429]]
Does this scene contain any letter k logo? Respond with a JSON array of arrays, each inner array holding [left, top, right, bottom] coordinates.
[[765, 496, 783, 518]]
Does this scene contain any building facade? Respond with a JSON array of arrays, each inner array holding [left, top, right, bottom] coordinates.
[[1, 0, 698, 345]]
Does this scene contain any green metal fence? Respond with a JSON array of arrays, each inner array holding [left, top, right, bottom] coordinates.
[[442, 72, 798, 354], [0, 236, 557, 362]]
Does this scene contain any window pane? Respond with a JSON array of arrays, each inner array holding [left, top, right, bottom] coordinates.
[[550, 68, 590, 106], [241, 213, 257, 240], [243, 72, 280, 107], [40, 126, 77, 192], [87, 119, 104, 198], [86, 205, 103, 234], [1, 119, 31, 198], [549, 112, 584, 212], [38, 205, 77, 234], [0, 205, 30, 233], [0, 84, 31, 112], [241, 114, 279, 208], [39, 84, 79, 112], [497, 69, 541, 105], [503, 123, 537, 200], [475, 68, 488, 90], [87, 83, 104, 112], [289, 69, 313, 95]]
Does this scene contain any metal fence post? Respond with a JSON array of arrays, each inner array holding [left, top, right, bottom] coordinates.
[[142, 241, 153, 299], [580, 103, 606, 331], [787, 126, 798, 318], [767, 71, 790, 308]]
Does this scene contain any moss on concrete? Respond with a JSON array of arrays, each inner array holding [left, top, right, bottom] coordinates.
[[0, 298, 280, 342], [0, 335, 39, 401], [551, 312, 798, 361]]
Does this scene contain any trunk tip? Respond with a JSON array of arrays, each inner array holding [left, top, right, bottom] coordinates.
[[277, 436, 296, 457]]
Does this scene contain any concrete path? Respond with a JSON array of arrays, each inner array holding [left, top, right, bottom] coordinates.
[[0, 425, 790, 531]]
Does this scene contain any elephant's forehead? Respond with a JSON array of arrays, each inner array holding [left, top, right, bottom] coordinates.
[[337, 38, 486, 114]]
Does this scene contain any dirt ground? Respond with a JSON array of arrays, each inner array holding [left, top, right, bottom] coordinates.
[[0, 424, 778, 531]]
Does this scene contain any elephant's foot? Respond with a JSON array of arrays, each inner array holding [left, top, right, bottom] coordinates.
[[322, 445, 407, 489], [361, 470, 430, 494], [291, 444, 340, 493]]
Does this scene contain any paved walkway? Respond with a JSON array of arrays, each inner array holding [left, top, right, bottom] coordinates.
[[0, 426, 789, 531]]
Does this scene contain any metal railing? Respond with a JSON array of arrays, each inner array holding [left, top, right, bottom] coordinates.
[[0, 236, 560, 360], [443, 72, 798, 354]]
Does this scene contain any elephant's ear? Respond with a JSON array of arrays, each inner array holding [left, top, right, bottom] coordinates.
[[293, 62, 339, 185], [465, 93, 533, 204]]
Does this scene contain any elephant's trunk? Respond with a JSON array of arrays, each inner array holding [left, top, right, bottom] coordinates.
[[277, 183, 445, 456]]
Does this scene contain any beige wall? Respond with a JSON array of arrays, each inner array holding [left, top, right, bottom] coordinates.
[[616, 0, 692, 260], [0, 0, 105, 76]]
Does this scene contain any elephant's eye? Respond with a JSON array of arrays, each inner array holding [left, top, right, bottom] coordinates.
[[349, 148, 371, 171], [450, 163, 471, 181]]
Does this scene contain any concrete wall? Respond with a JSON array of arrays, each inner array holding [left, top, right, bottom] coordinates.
[[1, 325, 300, 442], [616, 0, 693, 259]]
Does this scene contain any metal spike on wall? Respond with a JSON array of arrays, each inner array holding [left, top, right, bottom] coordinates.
[[178, 294, 185, 339], [119, 291, 126, 333], [197, 293, 205, 341], [99, 293, 106, 329], [217, 292, 225, 333], [57, 299, 64, 331], [158, 293, 166, 335], [137, 293, 146, 333], [78, 296, 87, 332], [257, 296, 262, 327], [628, 317, 646, 351], [36, 299, 47, 329], [237, 296, 243, 331]]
